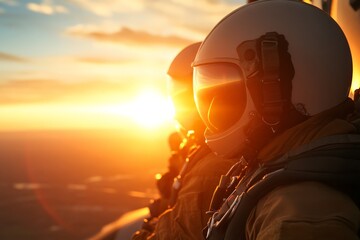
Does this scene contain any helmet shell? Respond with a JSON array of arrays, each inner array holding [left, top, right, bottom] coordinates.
[[194, 0, 352, 115], [168, 42, 201, 81], [193, 0, 352, 157], [168, 42, 203, 131]]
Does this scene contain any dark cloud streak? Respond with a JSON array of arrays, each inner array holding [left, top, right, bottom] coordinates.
[[68, 26, 194, 47], [0, 79, 136, 104], [0, 52, 27, 62]]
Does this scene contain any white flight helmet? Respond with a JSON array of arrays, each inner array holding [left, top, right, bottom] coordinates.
[[167, 42, 203, 132], [193, 0, 352, 158]]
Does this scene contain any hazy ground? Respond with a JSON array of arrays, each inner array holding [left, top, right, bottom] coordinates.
[[0, 129, 170, 240]]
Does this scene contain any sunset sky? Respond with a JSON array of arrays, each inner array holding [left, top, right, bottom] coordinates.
[[0, 0, 359, 132], [0, 0, 244, 131]]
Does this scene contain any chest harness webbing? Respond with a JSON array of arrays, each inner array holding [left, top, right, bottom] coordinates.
[[205, 133, 360, 240], [169, 136, 211, 207]]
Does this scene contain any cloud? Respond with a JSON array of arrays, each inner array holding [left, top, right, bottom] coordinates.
[[0, 79, 137, 104], [75, 57, 130, 65], [67, 26, 194, 47], [67, 0, 145, 16], [0, 0, 17, 6], [0, 80, 65, 104], [0, 52, 27, 62], [149, 0, 241, 36], [27, 0, 68, 15], [67, 0, 239, 17], [64, 1, 242, 48]]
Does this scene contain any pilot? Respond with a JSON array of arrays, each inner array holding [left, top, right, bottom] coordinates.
[[192, 1, 360, 239], [132, 42, 237, 239]]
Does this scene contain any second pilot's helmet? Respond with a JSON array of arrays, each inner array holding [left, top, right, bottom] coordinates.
[[168, 42, 203, 132]]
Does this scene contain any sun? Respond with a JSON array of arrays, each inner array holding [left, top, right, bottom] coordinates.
[[125, 90, 175, 128]]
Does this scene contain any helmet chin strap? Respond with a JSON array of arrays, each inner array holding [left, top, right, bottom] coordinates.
[[241, 115, 276, 166], [260, 32, 285, 130], [239, 32, 307, 167], [241, 108, 308, 167]]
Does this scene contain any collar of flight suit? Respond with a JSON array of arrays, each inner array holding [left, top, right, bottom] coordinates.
[[257, 99, 357, 163]]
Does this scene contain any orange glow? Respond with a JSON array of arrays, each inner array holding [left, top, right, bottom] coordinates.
[[351, 68, 360, 98], [330, 0, 360, 98], [24, 148, 74, 233], [88, 207, 150, 240], [115, 89, 175, 129], [0, 88, 175, 131]]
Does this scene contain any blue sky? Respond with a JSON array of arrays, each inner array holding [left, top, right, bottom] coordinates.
[[0, 0, 244, 60]]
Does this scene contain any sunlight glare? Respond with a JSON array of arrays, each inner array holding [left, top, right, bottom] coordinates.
[[0, 89, 175, 131], [118, 89, 175, 128], [350, 67, 360, 99]]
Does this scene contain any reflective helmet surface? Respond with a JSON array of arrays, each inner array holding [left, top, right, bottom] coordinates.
[[193, 0, 352, 158], [168, 42, 203, 132]]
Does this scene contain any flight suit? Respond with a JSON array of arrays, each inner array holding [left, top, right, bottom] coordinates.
[[245, 100, 360, 239], [133, 150, 237, 240]]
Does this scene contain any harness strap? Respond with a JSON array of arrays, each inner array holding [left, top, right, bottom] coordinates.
[[205, 133, 360, 240], [225, 155, 360, 240], [169, 142, 210, 207], [261, 32, 283, 127], [208, 158, 247, 213]]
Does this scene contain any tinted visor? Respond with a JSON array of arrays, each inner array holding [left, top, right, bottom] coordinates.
[[167, 75, 198, 129], [194, 63, 247, 133]]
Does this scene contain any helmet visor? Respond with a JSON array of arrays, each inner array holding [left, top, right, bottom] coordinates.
[[167, 75, 198, 130], [194, 63, 247, 133]]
